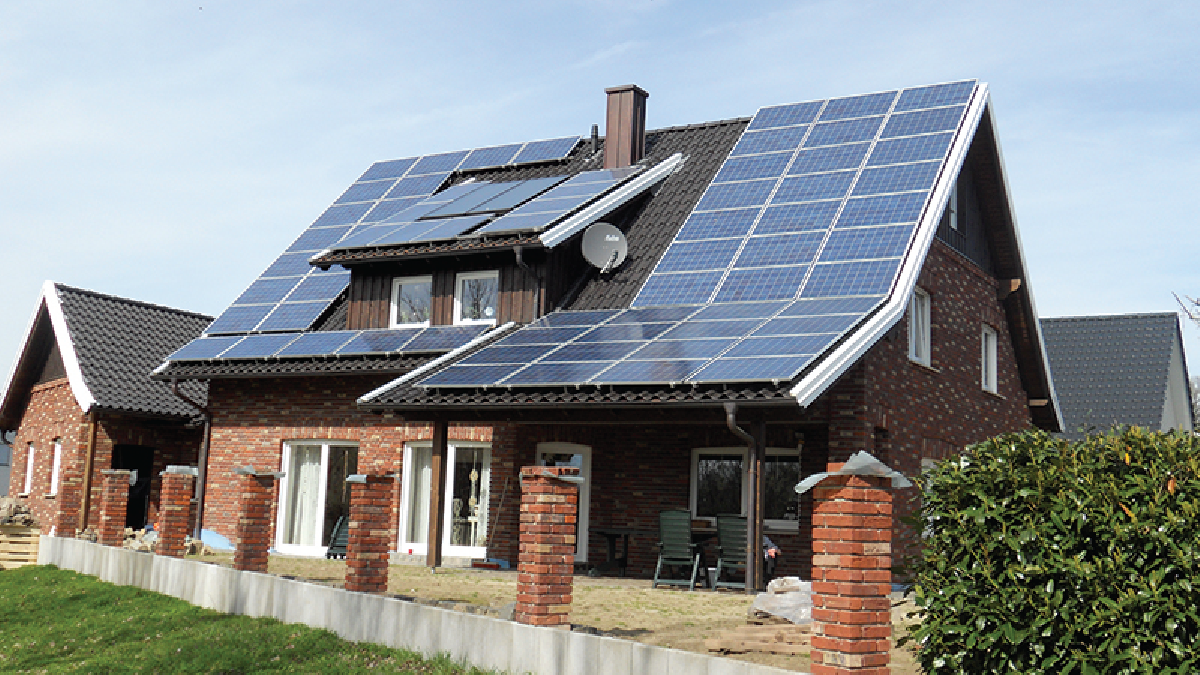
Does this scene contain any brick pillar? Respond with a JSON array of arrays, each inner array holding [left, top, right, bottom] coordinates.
[[514, 465, 579, 628], [157, 466, 197, 558], [97, 470, 131, 547], [810, 474, 893, 675], [345, 474, 394, 593], [232, 466, 281, 573]]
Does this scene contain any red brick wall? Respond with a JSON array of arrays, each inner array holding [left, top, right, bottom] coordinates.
[[157, 470, 196, 558], [233, 470, 277, 573], [10, 379, 87, 532], [515, 465, 579, 627], [345, 474, 394, 593], [203, 375, 498, 547]]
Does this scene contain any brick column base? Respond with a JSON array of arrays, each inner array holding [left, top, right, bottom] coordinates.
[[810, 474, 893, 675], [514, 465, 579, 628], [158, 467, 197, 558], [233, 467, 280, 573], [52, 471, 83, 537], [97, 470, 131, 547], [345, 474, 394, 593]]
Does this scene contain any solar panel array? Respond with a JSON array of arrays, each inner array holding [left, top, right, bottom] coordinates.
[[470, 167, 641, 236], [420, 298, 881, 387], [633, 80, 975, 307], [167, 324, 492, 362], [204, 137, 580, 336], [417, 80, 978, 389]]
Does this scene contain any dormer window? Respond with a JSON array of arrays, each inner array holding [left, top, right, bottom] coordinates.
[[455, 271, 499, 325], [390, 276, 432, 327]]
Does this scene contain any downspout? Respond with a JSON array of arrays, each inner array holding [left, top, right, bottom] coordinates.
[[78, 411, 98, 532], [724, 402, 758, 595], [170, 380, 211, 539], [513, 245, 543, 318]]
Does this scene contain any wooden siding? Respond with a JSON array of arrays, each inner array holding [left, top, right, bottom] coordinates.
[[936, 157, 993, 274]]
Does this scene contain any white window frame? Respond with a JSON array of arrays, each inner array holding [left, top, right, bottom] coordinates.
[[689, 447, 800, 530], [981, 324, 999, 393], [390, 275, 433, 328], [908, 287, 931, 366], [49, 439, 61, 496], [398, 440, 492, 560], [23, 443, 34, 495], [947, 181, 959, 231], [453, 270, 499, 326], [537, 443, 592, 562], [275, 440, 358, 557]]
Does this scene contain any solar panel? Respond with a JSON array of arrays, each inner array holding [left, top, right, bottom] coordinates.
[[746, 101, 823, 131], [337, 329, 422, 355], [471, 169, 636, 236], [220, 333, 299, 359], [274, 331, 359, 357], [166, 335, 242, 361], [335, 180, 396, 205], [459, 144, 522, 171], [257, 302, 330, 333], [511, 136, 580, 164], [404, 325, 490, 352]]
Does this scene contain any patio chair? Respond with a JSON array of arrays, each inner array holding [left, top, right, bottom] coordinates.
[[652, 509, 705, 591], [325, 515, 349, 559], [712, 514, 747, 590]]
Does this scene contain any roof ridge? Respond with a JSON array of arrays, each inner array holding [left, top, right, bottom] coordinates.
[[52, 282, 213, 321], [1042, 312, 1179, 323]]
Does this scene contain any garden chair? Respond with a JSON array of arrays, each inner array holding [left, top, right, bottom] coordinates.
[[652, 509, 705, 591], [712, 513, 747, 590]]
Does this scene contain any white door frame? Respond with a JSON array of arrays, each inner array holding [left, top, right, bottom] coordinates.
[[398, 440, 491, 559], [536, 442, 592, 563], [275, 440, 357, 557]]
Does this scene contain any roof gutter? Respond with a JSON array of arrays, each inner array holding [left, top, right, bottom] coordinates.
[[170, 379, 211, 539]]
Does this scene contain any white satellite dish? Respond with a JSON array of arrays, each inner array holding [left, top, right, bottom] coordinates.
[[581, 222, 628, 273]]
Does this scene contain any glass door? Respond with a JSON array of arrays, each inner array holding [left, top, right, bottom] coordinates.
[[400, 442, 490, 559], [536, 443, 591, 562], [277, 441, 357, 556]]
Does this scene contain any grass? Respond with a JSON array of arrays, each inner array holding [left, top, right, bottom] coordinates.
[[0, 565, 493, 674]]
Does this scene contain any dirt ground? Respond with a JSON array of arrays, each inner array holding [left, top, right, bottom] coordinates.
[[190, 553, 923, 674]]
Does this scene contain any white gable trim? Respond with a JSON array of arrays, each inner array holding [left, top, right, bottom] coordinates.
[[41, 282, 96, 413], [789, 84, 991, 407]]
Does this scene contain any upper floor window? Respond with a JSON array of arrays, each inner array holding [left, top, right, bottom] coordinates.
[[391, 276, 432, 327], [947, 181, 959, 231], [49, 439, 62, 496], [981, 324, 998, 393], [455, 271, 499, 325], [909, 287, 931, 366]]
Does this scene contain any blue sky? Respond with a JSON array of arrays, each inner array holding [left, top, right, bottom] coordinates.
[[2, 1, 1199, 386]]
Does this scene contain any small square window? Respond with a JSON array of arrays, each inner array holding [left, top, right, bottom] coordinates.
[[981, 324, 998, 393], [908, 287, 931, 366], [455, 271, 499, 325], [391, 276, 432, 327]]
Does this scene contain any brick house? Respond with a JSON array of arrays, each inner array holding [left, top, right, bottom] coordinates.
[[1041, 313, 1194, 440], [155, 80, 1060, 580], [0, 282, 210, 534]]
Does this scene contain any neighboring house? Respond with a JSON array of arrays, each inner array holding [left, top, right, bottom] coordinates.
[[0, 282, 211, 534], [155, 80, 1060, 577], [1041, 313, 1194, 440]]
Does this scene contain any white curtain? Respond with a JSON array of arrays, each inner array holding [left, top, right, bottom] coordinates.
[[406, 447, 432, 544], [285, 445, 322, 546]]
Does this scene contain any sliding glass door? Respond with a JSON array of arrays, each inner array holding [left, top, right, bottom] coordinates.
[[399, 442, 491, 559], [276, 441, 357, 556]]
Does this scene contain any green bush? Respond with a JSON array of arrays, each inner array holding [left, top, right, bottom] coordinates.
[[904, 427, 1200, 674]]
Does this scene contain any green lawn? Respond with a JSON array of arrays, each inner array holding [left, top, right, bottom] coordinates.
[[0, 565, 494, 673]]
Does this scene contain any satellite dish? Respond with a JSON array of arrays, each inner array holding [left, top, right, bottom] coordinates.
[[582, 222, 628, 273]]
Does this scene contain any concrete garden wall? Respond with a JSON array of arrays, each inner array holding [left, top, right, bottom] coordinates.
[[38, 536, 805, 675]]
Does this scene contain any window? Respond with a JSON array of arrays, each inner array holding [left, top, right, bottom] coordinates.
[[23, 443, 34, 495], [276, 441, 358, 556], [454, 271, 498, 325], [947, 181, 959, 231], [981, 324, 998, 393], [908, 287, 931, 366], [399, 441, 491, 558], [390, 276, 432, 327], [49, 439, 61, 496], [690, 447, 801, 529]]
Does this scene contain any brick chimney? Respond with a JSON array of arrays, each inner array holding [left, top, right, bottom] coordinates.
[[603, 85, 649, 169]]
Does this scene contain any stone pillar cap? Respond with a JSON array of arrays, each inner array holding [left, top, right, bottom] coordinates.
[[520, 467, 584, 483], [232, 466, 285, 478], [162, 466, 199, 477], [795, 450, 912, 494], [100, 469, 132, 475]]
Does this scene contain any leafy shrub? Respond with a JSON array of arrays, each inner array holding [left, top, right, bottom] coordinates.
[[904, 427, 1200, 674]]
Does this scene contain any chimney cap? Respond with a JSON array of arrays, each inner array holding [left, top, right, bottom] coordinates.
[[605, 84, 649, 98]]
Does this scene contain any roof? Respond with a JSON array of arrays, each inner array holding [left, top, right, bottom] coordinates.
[[360, 81, 1060, 429], [1041, 313, 1194, 440], [0, 282, 211, 429]]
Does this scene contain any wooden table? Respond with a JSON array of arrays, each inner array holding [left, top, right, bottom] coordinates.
[[591, 527, 651, 576]]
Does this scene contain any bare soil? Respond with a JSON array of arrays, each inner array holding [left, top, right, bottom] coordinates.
[[190, 553, 923, 674]]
